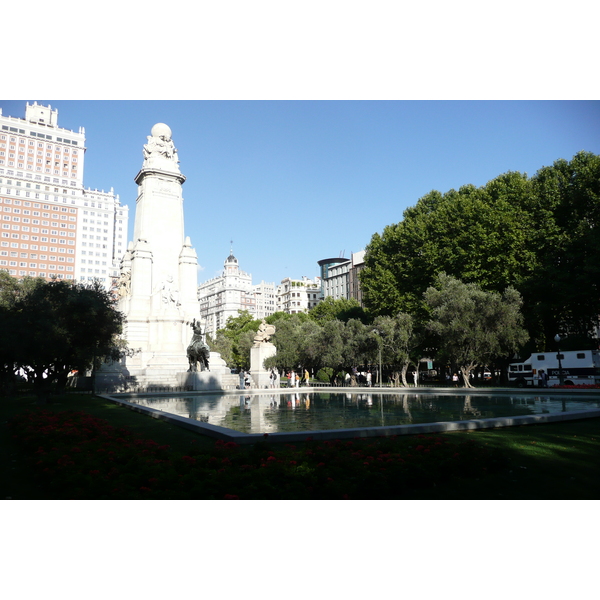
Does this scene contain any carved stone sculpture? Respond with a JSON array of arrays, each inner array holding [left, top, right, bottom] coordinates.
[[155, 275, 181, 307], [253, 319, 276, 346], [142, 123, 180, 173], [117, 270, 131, 298]]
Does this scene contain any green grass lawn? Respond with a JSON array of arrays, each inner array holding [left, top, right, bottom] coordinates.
[[2, 392, 600, 499]]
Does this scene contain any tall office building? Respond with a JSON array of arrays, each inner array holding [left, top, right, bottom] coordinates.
[[0, 102, 128, 288]]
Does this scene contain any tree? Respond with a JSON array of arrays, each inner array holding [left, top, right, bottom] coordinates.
[[360, 172, 539, 318], [371, 313, 418, 387], [263, 316, 373, 385], [308, 296, 369, 324], [206, 331, 233, 367], [359, 152, 600, 351], [1, 275, 124, 399], [424, 274, 529, 387], [308, 318, 371, 385], [521, 151, 600, 349], [263, 314, 315, 374], [217, 310, 261, 369]]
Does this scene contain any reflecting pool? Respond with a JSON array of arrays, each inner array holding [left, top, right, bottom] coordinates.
[[125, 391, 600, 435]]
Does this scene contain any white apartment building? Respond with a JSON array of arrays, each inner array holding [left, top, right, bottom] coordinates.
[[0, 102, 128, 289], [254, 280, 277, 320], [276, 275, 322, 314], [198, 251, 279, 336]]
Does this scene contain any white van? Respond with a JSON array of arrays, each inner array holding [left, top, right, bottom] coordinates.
[[508, 350, 600, 387]]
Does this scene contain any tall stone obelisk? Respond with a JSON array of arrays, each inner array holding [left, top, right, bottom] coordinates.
[[116, 123, 200, 383]]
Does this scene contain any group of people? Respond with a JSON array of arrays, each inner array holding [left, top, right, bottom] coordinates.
[[238, 370, 252, 390], [285, 369, 310, 388]]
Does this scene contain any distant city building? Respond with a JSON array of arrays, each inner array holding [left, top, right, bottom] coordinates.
[[0, 102, 128, 288], [349, 250, 365, 306], [253, 280, 277, 320], [198, 250, 276, 336], [318, 250, 365, 306], [276, 275, 322, 314]]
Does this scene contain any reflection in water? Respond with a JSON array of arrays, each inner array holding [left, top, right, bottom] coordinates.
[[126, 392, 600, 435], [462, 396, 482, 418]]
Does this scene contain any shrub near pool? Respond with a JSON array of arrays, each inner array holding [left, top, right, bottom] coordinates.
[[9, 409, 509, 500]]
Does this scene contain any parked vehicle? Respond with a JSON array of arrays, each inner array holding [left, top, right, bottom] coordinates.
[[508, 350, 600, 387]]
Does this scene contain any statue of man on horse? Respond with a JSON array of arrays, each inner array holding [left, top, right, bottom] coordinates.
[[187, 319, 210, 372]]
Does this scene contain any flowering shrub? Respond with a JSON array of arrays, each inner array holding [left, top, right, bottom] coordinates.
[[10, 410, 508, 500]]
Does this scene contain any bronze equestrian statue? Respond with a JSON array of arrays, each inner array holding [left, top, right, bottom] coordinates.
[[187, 319, 210, 372]]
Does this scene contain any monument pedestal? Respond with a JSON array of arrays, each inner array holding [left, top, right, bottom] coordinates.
[[250, 343, 277, 389]]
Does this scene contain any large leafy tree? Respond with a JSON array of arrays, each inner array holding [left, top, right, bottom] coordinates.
[[308, 296, 369, 324], [522, 151, 600, 348], [264, 317, 373, 385], [1, 274, 124, 398], [424, 274, 529, 387], [263, 314, 316, 374], [361, 172, 538, 317], [360, 152, 600, 351], [216, 310, 261, 369], [370, 313, 420, 387], [206, 331, 233, 367], [308, 318, 371, 385]]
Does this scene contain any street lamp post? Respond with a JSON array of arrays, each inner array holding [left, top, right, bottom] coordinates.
[[554, 334, 565, 386], [372, 329, 383, 388]]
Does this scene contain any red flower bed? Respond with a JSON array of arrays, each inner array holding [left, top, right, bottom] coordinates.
[[10, 409, 509, 500]]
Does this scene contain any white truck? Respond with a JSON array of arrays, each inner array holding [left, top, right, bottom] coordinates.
[[508, 349, 600, 387]]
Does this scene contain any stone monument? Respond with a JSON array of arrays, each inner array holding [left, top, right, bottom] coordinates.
[[101, 123, 229, 390], [249, 319, 277, 388]]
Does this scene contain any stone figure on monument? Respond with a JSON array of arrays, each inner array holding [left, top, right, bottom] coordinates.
[[117, 270, 131, 298], [253, 319, 276, 346], [142, 123, 180, 172], [187, 319, 210, 372], [155, 275, 181, 307]]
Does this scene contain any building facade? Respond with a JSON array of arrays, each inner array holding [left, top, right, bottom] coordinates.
[[198, 251, 280, 336], [318, 250, 365, 306], [276, 275, 322, 314], [253, 280, 277, 320], [0, 102, 128, 289], [348, 250, 365, 306], [198, 252, 261, 336]]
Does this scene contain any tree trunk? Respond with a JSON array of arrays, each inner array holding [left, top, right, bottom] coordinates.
[[401, 363, 409, 387], [460, 365, 475, 388]]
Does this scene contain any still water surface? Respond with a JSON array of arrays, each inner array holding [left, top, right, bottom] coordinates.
[[126, 392, 600, 435]]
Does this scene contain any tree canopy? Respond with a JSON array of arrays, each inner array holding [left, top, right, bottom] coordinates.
[[308, 296, 369, 324], [0, 273, 124, 398], [424, 274, 529, 387], [360, 151, 600, 350]]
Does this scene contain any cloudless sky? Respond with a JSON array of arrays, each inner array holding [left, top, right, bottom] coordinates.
[[2, 100, 598, 284]]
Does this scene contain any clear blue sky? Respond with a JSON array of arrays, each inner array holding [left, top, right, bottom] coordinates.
[[2, 100, 599, 284]]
